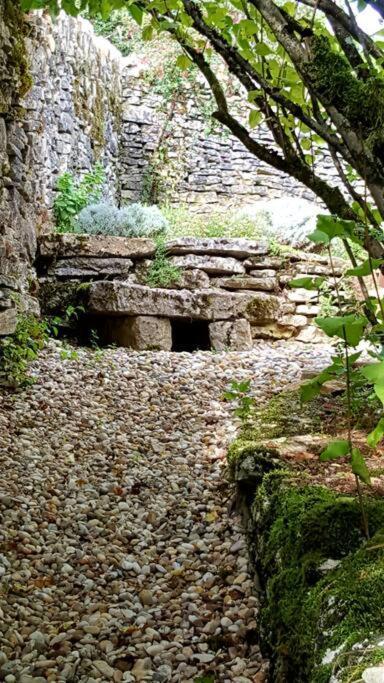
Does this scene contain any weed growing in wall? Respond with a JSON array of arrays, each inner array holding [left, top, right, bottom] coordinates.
[[146, 239, 181, 288], [53, 163, 105, 233], [0, 316, 50, 388]]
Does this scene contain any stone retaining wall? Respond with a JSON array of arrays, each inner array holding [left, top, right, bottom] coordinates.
[[37, 235, 346, 351]]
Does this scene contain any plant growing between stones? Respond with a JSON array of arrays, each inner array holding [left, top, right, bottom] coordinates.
[[146, 239, 181, 288], [53, 163, 105, 233], [223, 380, 253, 423], [0, 315, 50, 388]]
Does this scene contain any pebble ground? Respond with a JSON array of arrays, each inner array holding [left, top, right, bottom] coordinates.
[[0, 341, 332, 683]]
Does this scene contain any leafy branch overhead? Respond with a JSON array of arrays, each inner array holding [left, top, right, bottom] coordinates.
[[22, 0, 384, 261]]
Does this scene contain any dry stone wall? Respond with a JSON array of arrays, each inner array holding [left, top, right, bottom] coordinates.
[[37, 234, 347, 351], [0, 0, 39, 334], [120, 74, 325, 211], [0, 8, 347, 334]]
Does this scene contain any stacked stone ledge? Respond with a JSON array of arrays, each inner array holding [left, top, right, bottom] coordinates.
[[37, 235, 347, 351]]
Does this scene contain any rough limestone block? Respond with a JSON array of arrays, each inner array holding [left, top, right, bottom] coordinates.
[[251, 323, 296, 340], [170, 254, 245, 276], [244, 256, 282, 270], [296, 326, 327, 343], [209, 319, 253, 351], [102, 316, 172, 351], [49, 257, 133, 279], [39, 234, 155, 259], [89, 282, 280, 323], [211, 275, 278, 291], [0, 308, 17, 336], [279, 314, 307, 328], [165, 237, 269, 258]]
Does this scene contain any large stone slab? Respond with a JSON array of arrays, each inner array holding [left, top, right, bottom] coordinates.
[[48, 257, 134, 279], [39, 234, 156, 259], [166, 237, 269, 258], [170, 254, 245, 275], [89, 282, 280, 323], [209, 319, 253, 351]]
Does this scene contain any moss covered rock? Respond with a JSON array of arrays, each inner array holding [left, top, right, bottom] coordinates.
[[228, 390, 384, 682]]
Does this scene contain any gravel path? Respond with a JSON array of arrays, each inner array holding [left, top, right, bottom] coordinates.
[[0, 341, 332, 683]]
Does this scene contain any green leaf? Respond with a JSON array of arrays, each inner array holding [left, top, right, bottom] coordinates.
[[142, 24, 154, 41], [176, 54, 193, 70], [320, 440, 350, 461], [308, 229, 329, 244], [289, 276, 325, 290], [374, 383, 384, 405], [254, 42, 272, 56], [300, 379, 322, 402], [128, 3, 144, 25], [367, 417, 384, 448], [346, 259, 384, 277], [351, 447, 371, 485], [360, 362, 384, 383], [308, 214, 362, 246], [249, 109, 262, 128], [315, 315, 367, 347]]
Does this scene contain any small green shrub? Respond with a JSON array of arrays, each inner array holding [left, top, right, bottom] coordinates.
[[53, 163, 105, 233], [0, 316, 50, 388], [146, 240, 181, 287], [76, 202, 169, 237]]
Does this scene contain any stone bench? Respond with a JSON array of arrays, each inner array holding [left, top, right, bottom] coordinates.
[[36, 234, 347, 351]]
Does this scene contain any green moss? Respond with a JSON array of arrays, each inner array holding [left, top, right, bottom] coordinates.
[[307, 35, 384, 157], [1, 0, 32, 111], [253, 471, 384, 681], [242, 390, 323, 443]]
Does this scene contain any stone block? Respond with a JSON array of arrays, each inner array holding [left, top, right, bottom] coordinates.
[[170, 254, 245, 276], [48, 257, 134, 279], [89, 282, 280, 323], [296, 326, 327, 343], [209, 319, 253, 351], [0, 307, 17, 336], [166, 237, 269, 258], [243, 256, 282, 270], [39, 235, 156, 259], [102, 315, 172, 351], [251, 323, 296, 340], [211, 275, 278, 291]]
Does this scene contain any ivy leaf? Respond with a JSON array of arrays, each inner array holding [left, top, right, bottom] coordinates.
[[289, 276, 325, 290], [367, 417, 384, 448], [351, 447, 371, 485], [320, 440, 350, 461], [315, 315, 367, 347]]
